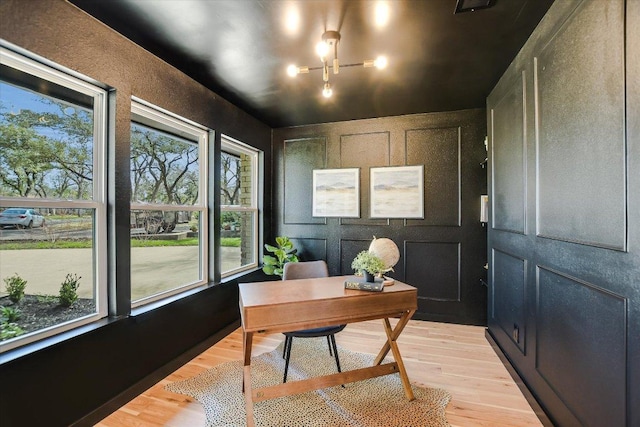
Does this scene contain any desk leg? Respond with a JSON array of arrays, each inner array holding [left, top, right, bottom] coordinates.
[[373, 311, 415, 401], [242, 330, 255, 427], [373, 310, 414, 365]]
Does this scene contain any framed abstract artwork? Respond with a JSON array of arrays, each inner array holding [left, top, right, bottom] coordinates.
[[312, 168, 360, 217], [370, 165, 424, 218]]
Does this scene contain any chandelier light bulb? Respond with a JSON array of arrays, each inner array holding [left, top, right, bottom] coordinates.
[[375, 2, 391, 28], [287, 65, 309, 77], [374, 56, 388, 69], [322, 83, 333, 98], [316, 41, 329, 60]]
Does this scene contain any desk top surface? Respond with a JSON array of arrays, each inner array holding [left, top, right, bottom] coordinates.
[[239, 275, 416, 308], [239, 276, 417, 333]]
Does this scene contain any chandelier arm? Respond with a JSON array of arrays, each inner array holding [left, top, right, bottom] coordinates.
[[287, 29, 386, 98], [333, 41, 339, 74], [340, 62, 366, 68], [302, 63, 365, 73]]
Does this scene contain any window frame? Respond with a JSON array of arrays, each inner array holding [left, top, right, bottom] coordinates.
[[0, 45, 108, 353], [129, 97, 209, 307], [220, 135, 260, 278]]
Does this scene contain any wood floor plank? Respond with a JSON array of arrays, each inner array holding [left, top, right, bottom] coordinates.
[[96, 320, 542, 427]]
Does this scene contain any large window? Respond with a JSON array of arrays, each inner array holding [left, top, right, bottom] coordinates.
[[130, 99, 208, 306], [221, 136, 260, 277], [0, 46, 107, 352]]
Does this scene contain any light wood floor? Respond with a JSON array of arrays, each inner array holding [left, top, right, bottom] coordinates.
[[96, 320, 543, 427]]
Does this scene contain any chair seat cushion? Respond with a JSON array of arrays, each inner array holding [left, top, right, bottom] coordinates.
[[284, 324, 346, 338]]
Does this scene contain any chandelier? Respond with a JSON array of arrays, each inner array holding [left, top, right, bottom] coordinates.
[[287, 30, 388, 98]]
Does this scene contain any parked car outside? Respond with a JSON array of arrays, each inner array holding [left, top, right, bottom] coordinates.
[[0, 208, 46, 229]]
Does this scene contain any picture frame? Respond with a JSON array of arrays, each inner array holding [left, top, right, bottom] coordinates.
[[312, 168, 360, 217], [370, 165, 424, 218]]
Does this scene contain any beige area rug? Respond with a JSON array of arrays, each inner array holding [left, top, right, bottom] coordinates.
[[165, 337, 451, 426]]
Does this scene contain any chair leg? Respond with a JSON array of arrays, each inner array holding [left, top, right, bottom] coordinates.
[[283, 336, 293, 383], [329, 334, 341, 373], [282, 335, 290, 358], [283, 335, 340, 383]]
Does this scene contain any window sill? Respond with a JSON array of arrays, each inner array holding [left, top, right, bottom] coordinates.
[[221, 266, 262, 283], [0, 315, 120, 366], [131, 282, 216, 320], [129, 271, 257, 321]]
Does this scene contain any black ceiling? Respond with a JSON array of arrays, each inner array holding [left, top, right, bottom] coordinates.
[[69, 0, 554, 128]]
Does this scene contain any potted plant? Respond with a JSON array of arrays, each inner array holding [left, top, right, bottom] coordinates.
[[262, 236, 299, 277], [351, 250, 386, 282]]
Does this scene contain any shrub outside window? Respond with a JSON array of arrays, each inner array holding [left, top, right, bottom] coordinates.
[[130, 99, 208, 306], [0, 46, 107, 352], [221, 136, 259, 277]]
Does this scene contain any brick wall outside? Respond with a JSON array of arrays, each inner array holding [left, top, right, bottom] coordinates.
[[239, 154, 253, 264]]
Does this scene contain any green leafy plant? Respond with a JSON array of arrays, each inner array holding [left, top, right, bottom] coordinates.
[[351, 251, 386, 277], [59, 273, 81, 307], [262, 236, 298, 277], [0, 322, 25, 340], [36, 294, 58, 304], [3, 273, 27, 303], [0, 306, 21, 323]]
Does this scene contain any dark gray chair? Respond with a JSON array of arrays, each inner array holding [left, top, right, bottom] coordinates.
[[281, 260, 346, 383]]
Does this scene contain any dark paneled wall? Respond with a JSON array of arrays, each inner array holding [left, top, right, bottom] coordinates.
[[272, 109, 488, 325], [0, 1, 271, 425], [487, 0, 639, 425]]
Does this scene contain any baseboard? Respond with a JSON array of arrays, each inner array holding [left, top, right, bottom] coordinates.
[[71, 320, 241, 427], [484, 329, 555, 427]]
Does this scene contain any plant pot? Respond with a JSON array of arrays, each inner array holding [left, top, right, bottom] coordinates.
[[363, 271, 375, 283]]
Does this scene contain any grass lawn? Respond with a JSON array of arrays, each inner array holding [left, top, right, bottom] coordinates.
[[0, 237, 241, 250]]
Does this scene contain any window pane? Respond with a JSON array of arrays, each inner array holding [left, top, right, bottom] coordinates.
[[220, 211, 241, 272], [221, 151, 241, 205], [130, 99, 207, 306], [221, 151, 254, 207], [130, 123, 199, 205], [0, 81, 94, 200], [1, 48, 105, 351], [221, 139, 259, 277], [0, 207, 97, 344], [130, 209, 201, 303], [221, 210, 255, 274]]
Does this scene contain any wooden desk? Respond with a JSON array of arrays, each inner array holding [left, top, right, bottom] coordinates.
[[239, 275, 418, 427]]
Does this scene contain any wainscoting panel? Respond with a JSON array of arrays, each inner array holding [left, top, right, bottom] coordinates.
[[492, 249, 526, 354], [283, 137, 327, 225], [490, 72, 526, 234], [290, 237, 327, 262], [405, 241, 460, 307], [535, 0, 626, 250], [339, 239, 375, 275], [339, 132, 390, 225], [536, 266, 626, 427], [405, 127, 460, 227]]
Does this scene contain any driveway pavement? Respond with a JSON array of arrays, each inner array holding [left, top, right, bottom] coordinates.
[[0, 246, 241, 300]]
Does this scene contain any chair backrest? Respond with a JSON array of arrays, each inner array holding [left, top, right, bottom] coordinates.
[[282, 260, 329, 280]]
